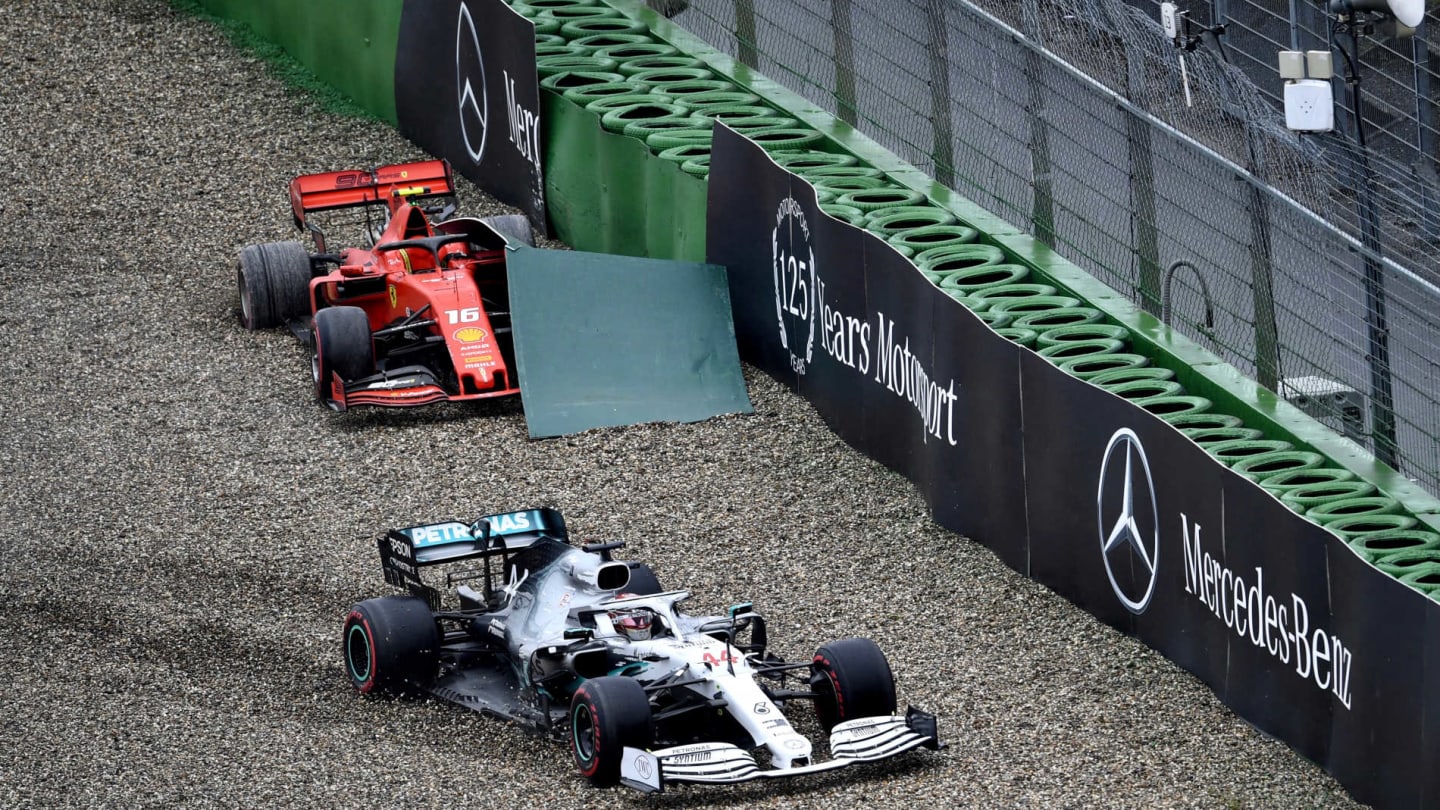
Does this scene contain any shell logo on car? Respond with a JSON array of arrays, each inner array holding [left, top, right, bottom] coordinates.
[[454, 327, 487, 343]]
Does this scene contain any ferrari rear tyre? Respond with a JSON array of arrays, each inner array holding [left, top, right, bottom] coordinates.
[[236, 241, 311, 331], [570, 676, 654, 786], [311, 306, 374, 405], [810, 637, 897, 732], [342, 596, 440, 695]]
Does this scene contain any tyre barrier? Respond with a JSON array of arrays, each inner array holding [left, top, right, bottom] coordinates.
[[535, 32, 568, 44], [886, 224, 979, 255], [679, 156, 711, 178], [645, 128, 714, 151], [656, 142, 710, 165], [1164, 411, 1244, 431], [799, 164, 886, 179], [627, 66, 717, 87], [613, 55, 704, 76], [1229, 450, 1327, 483], [678, 89, 765, 110], [515, 0, 606, 16], [561, 82, 649, 106], [1059, 352, 1152, 380], [927, 263, 1029, 293], [571, 32, 655, 51], [1306, 496, 1405, 524], [1373, 546, 1440, 578], [739, 127, 827, 152], [591, 42, 680, 60], [536, 43, 588, 60], [660, 80, 752, 102], [972, 282, 1060, 309], [598, 101, 690, 134], [1259, 466, 1356, 491], [1100, 378, 1186, 401], [1134, 394, 1214, 420], [1035, 322, 1131, 348], [819, 203, 867, 226], [560, 17, 649, 40], [584, 92, 672, 114], [1398, 565, 1440, 599], [1202, 438, 1294, 467], [865, 207, 959, 237], [537, 54, 621, 78], [1279, 480, 1381, 513], [1324, 513, 1419, 538], [985, 295, 1085, 316], [771, 149, 859, 171], [995, 327, 1039, 347], [942, 290, 984, 309], [833, 187, 927, 213], [694, 104, 788, 126], [1348, 529, 1440, 563], [620, 115, 710, 142], [541, 70, 626, 92], [1087, 366, 1176, 387], [922, 245, 1008, 278], [808, 176, 893, 195], [1011, 306, 1105, 331], [1182, 426, 1266, 444], [1037, 338, 1127, 363], [974, 309, 1014, 329]]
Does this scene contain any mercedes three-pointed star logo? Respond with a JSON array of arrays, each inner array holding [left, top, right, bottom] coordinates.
[[455, 2, 488, 164], [1096, 427, 1160, 614]]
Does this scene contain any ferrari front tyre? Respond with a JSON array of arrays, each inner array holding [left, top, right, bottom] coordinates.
[[810, 637, 897, 732], [311, 306, 374, 405], [570, 676, 654, 786], [479, 214, 537, 248], [342, 596, 440, 695], [236, 241, 311, 330]]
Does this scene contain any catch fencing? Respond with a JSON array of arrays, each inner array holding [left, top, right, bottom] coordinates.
[[656, 0, 1440, 496]]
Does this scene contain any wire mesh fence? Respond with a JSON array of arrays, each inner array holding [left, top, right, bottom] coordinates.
[[656, 0, 1440, 496]]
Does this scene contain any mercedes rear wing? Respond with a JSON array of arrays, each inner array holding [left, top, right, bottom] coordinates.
[[289, 159, 456, 251], [378, 507, 569, 607]]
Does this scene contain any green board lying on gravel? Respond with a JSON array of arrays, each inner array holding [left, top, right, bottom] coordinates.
[[506, 245, 752, 438]]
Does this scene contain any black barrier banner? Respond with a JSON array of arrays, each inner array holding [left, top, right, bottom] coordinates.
[[705, 124, 1028, 559], [395, 0, 546, 233], [707, 121, 1440, 809]]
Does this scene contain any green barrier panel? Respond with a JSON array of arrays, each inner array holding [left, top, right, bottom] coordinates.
[[186, 0, 401, 122], [506, 245, 752, 438], [542, 89, 707, 260]]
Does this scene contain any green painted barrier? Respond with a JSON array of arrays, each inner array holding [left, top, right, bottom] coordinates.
[[186, 0, 402, 123]]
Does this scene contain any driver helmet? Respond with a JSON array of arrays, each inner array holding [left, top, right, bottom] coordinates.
[[611, 608, 654, 641]]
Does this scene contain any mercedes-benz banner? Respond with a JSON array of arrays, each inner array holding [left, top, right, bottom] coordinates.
[[706, 122, 1440, 809], [395, 0, 546, 234]]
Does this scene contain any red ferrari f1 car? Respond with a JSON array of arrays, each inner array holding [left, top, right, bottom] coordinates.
[[236, 159, 532, 410]]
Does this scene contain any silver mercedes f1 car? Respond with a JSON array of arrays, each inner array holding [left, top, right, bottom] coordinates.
[[342, 507, 941, 792]]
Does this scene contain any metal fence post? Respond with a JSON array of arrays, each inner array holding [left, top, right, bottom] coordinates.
[[926, 0, 956, 187], [831, 0, 858, 125], [734, 0, 757, 69], [1021, 0, 1056, 247]]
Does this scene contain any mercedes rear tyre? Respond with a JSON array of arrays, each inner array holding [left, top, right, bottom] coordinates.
[[311, 306, 373, 406], [342, 595, 440, 695], [570, 676, 654, 786], [810, 637, 897, 732]]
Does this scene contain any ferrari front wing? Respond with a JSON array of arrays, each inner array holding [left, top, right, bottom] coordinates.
[[619, 708, 941, 793]]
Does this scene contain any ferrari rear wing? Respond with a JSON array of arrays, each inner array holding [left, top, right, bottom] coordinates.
[[378, 507, 569, 603], [289, 159, 456, 228]]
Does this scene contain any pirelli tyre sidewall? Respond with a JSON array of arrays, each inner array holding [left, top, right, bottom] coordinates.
[[343, 596, 440, 696], [311, 306, 374, 406], [810, 637, 897, 732], [570, 676, 654, 786]]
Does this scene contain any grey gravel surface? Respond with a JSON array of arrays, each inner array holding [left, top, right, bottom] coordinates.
[[0, 1, 1367, 808]]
